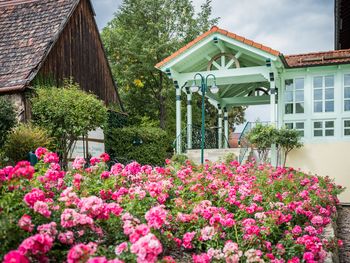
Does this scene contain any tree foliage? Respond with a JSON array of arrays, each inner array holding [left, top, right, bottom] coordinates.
[[101, 0, 219, 131], [276, 128, 303, 167], [246, 124, 277, 163], [31, 81, 108, 167], [0, 96, 16, 147], [247, 124, 303, 166]]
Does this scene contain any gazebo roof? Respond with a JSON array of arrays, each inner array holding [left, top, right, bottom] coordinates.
[[155, 26, 281, 69]]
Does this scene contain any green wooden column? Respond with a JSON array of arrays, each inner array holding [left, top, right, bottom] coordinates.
[[175, 81, 182, 154], [186, 88, 192, 150], [218, 104, 223, 149], [223, 107, 229, 148], [269, 72, 277, 166]]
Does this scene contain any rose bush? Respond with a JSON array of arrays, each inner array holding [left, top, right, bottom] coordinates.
[[0, 148, 344, 262]]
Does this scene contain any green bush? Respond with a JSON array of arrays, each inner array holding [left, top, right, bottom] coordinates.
[[0, 96, 16, 147], [31, 80, 108, 168], [276, 127, 303, 167], [3, 123, 52, 163], [105, 126, 170, 166], [246, 123, 277, 163]]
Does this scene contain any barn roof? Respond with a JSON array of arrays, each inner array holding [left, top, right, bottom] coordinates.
[[0, 0, 83, 92]]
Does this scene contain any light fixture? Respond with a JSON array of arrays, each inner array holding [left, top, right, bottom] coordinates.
[[210, 84, 219, 94], [190, 83, 199, 93]]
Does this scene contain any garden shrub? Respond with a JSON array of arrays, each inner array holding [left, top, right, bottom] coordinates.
[[0, 96, 16, 147], [0, 148, 344, 262], [31, 80, 108, 168], [107, 108, 128, 129], [246, 124, 277, 163], [105, 126, 169, 166], [3, 123, 52, 164], [276, 128, 303, 167]]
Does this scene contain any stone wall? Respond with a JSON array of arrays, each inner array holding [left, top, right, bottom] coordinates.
[[337, 206, 350, 262], [3, 93, 25, 121]]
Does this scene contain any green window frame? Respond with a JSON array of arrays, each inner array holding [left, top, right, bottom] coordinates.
[[284, 121, 305, 137], [344, 74, 350, 111], [344, 120, 350, 136], [313, 75, 334, 113], [313, 120, 334, 137], [284, 78, 304, 114]]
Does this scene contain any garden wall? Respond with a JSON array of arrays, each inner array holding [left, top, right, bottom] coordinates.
[[287, 142, 350, 203]]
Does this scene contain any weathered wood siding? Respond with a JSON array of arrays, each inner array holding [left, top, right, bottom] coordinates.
[[37, 0, 119, 106], [335, 0, 350, 50]]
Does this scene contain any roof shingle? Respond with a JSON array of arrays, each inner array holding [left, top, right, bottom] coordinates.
[[0, 0, 79, 92], [284, 49, 350, 68]]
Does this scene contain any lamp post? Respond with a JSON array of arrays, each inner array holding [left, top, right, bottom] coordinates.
[[190, 73, 218, 164]]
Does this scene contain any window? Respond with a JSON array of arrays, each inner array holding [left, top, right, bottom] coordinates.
[[344, 120, 350, 136], [344, 74, 350, 111], [313, 75, 334, 113], [284, 121, 304, 137], [284, 78, 304, 114], [313, 120, 334, 137]]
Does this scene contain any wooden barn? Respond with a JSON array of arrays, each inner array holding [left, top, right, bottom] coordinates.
[[0, 0, 123, 120]]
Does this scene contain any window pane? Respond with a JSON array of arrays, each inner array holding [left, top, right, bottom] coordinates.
[[285, 104, 293, 114], [325, 76, 334, 87], [345, 100, 350, 111], [285, 123, 293, 129], [298, 130, 304, 137], [285, 91, 293, 102], [296, 122, 304, 129], [344, 87, 350, 98], [295, 78, 304, 90], [325, 129, 334, 136], [314, 130, 323, 137], [345, 128, 350, 136], [325, 88, 334, 100], [314, 101, 323, 112], [325, 101, 334, 112], [285, 79, 293, 91], [295, 90, 304, 102], [325, 121, 334, 128], [314, 121, 322, 128], [345, 120, 350, 127], [345, 74, 350, 86], [314, 89, 323, 100], [313, 76, 323, 88], [296, 103, 304, 113]]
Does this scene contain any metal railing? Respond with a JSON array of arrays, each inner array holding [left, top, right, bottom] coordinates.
[[174, 125, 235, 153]]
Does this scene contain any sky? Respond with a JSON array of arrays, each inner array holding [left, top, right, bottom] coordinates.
[[91, 0, 335, 129]]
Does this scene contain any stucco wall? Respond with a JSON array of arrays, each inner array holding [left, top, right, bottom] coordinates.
[[286, 142, 350, 203]]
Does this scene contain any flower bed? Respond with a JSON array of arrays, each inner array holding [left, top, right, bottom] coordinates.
[[0, 148, 344, 263]]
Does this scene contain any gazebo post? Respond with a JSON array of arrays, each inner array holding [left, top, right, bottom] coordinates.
[[218, 104, 223, 149], [175, 81, 182, 154], [269, 72, 277, 166], [224, 107, 229, 148], [186, 87, 192, 150]]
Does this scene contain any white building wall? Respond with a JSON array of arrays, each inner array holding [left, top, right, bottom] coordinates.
[[281, 65, 350, 203]]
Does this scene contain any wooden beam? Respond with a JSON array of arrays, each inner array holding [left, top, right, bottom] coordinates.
[[222, 95, 270, 106], [177, 66, 269, 86]]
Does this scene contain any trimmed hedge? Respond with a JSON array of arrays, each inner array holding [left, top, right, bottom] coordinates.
[[105, 126, 170, 166]]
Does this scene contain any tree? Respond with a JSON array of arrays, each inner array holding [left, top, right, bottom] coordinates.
[[0, 96, 16, 147], [101, 0, 219, 130], [246, 124, 277, 163], [276, 128, 303, 167], [31, 80, 108, 168]]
